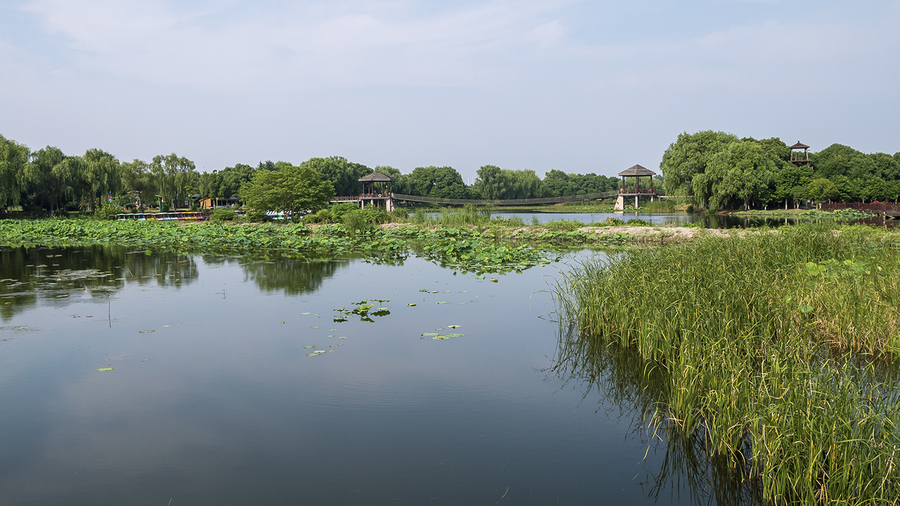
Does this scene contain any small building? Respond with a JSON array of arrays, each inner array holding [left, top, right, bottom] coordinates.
[[615, 164, 657, 211], [790, 141, 811, 166], [358, 172, 396, 212], [200, 196, 241, 209]]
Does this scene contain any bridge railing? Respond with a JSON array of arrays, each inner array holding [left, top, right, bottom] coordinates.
[[821, 202, 900, 213], [389, 191, 618, 206]]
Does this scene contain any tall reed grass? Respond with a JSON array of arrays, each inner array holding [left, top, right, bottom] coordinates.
[[554, 224, 900, 504]]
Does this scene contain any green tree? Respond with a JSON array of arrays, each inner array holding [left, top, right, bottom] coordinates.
[[150, 153, 197, 209], [25, 146, 68, 216], [120, 159, 155, 210], [660, 130, 740, 207], [300, 157, 371, 196], [80, 148, 120, 211], [772, 163, 813, 209], [504, 169, 542, 199], [806, 178, 840, 204], [811, 144, 868, 180], [541, 169, 572, 197], [407, 166, 467, 198], [0, 135, 29, 211], [240, 164, 334, 215], [474, 165, 506, 199]]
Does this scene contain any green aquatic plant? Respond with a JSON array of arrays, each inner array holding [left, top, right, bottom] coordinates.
[[554, 223, 900, 503]]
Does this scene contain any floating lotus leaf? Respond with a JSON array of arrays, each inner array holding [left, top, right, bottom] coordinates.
[[407, 303, 416, 307], [490, 278, 499, 283], [421, 332, 440, 337], [445, 333, 464, 338], [311, 326, 320, 329], [96, 367, 114, 372], [306, 350, 326, 357], [139, 330, 155, 333], [338, 336, 348, 339], [303, 345, 316, 349], [448, 325, 460, 329], [433, 335, 450, 340], [436, 301, 450, 304]]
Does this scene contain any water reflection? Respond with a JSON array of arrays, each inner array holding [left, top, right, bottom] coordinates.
[[0, 246, 199, 322], [238, 257, 350, 295], [553, 326, 763, 505]]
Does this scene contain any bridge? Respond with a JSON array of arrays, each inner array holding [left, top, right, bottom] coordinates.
[[821, 202, 900, 217], [330, 191, 620, 210]]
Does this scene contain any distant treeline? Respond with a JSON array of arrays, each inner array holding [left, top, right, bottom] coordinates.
[[0, 133, 620, 215], [662, 131, 900, 210]]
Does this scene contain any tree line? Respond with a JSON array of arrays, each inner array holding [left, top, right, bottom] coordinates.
[[1, 134, 621, 215], [661, 131, 900, 210]]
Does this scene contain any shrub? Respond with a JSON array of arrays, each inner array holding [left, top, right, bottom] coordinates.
[[94, 201, 124, 221], [210, 209, 237, 222], [330, 203, 360, 222], [303, 209, 331, 224], [245, 210, 271, 223], [544, 220, 582, 231]]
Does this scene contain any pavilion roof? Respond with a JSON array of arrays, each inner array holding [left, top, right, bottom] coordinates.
[[618, 164, 656, 177], [790, 141, 810, 149], [359, 171, 395, 182]]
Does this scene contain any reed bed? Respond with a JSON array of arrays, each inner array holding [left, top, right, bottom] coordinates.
[[554, 224, 900, 504]]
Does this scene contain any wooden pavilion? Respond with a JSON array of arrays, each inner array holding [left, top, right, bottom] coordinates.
[[615, 164, 657, 210], [358, 172, 396, 212], [790, 141, 811, 166]]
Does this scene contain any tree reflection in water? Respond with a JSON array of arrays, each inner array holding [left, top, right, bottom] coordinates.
[[552, 322, 764, 506], [0, 246, 199, 322], [235, 256, 350, 295]]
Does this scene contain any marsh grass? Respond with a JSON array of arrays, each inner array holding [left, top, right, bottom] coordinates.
[[554, 224, 900, 504]]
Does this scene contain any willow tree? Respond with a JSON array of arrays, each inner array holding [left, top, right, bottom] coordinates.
[[82, 148, 120, 210], [0, 134, 29, 211], [660, 130, 739, 208], [151, 153, 197, 209], [120, 159, 155, 210], [26, 146, 70, 215]]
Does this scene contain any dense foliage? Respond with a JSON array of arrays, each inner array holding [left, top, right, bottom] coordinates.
[[1, 133, 630, 216], [661, 130, 900, 210], [239, 164, 335, 214]]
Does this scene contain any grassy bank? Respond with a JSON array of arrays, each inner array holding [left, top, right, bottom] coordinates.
[[554, 224, 900, 504]]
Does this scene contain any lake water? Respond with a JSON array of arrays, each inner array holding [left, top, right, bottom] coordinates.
[[0, 246, 719, 505], [489, 210, 900, 229]]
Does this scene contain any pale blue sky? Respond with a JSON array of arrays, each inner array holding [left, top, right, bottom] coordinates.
[[1, 0, 897, 180]]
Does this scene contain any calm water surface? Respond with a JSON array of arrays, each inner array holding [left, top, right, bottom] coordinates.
[[1, 246, 711, 505]]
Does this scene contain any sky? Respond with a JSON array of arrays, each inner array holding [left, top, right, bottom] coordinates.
[[1, 0, 898, 181]]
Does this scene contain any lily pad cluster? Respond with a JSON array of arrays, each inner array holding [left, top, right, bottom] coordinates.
[[332, 298, 390, 323]]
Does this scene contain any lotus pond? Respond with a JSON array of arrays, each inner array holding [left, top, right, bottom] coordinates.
[[1, 243, 707, 506], [4, 221, 898, 505]]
